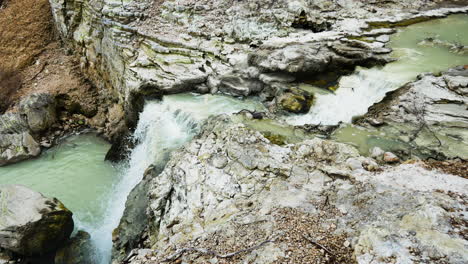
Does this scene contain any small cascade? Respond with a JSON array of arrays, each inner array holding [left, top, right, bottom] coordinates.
[[89, 93, 264, 263], [286, 67, 406, 125], [286, 14, 468, 126]]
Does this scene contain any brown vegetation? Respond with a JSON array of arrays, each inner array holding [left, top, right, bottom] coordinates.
[[0, 0, 53, 72], [0, 0, 54, 113]]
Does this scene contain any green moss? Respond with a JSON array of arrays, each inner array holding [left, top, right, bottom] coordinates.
[[261, 132, 287, 146], [347, 36, 375, 43], [366, 16, 433, 31], [279, 88, 314, 114]]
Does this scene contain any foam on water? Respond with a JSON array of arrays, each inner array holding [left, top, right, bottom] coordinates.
[[90, 93, 264, 263], [287, 14, 468, 126]]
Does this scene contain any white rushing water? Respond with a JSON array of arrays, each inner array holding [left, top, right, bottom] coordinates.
[[89, 93, 264, 263], [287, 67, 407, 125], [287, 14, 468, 126]]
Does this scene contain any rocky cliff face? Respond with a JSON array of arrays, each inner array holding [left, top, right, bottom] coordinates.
[[43, 1, 468, 263], [47, 0, 468, 124]]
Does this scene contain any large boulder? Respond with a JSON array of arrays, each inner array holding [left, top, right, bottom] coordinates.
[[0, 93, 58, 166], [18, 93, 57, 133], [0, 185, 74, 256]]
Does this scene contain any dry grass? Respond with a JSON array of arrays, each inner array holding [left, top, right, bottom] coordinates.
[[0, 0, 54, 112], [0, 0, 53, 72]]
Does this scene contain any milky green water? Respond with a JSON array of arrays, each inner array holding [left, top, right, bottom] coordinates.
[[287, 14, 468, 125], [0, 134, 117, 229]]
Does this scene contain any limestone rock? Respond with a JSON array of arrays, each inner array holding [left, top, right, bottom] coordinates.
[[47, 0, 467, 123], [356, 66, 468, 159], [0, 132, 41, 166], [0, 185, 74, 256], [0, 110, 42, 166], [118, 117, 468, 264], [0, 113, 28, 134], [18, 93, 57, 133]]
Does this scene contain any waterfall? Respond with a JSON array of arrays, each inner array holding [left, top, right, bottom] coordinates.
[[286, 67, 410, 126], [86, 93, 263, 263]]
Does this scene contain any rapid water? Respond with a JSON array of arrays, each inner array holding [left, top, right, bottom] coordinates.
[[93, 93, 264, 263], [287, 14, 468, 126]]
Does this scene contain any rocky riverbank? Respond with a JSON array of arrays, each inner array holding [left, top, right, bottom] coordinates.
[[115, 115, 468, 264], [355, 65, 468, 160]]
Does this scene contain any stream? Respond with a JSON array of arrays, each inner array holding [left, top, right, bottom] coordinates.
[[0, 14, 467, 263], [287, 14, 468, 125]]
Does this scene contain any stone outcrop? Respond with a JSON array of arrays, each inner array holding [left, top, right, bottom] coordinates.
[[0, 93, 58, 166], [0, 113, 40, 167], [115, 116, 467, 264], [18, 93, 57, 134], [356, 66, 468, 160], [0, 185, 74, 256]]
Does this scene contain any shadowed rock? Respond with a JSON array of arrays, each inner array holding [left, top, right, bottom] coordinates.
[[0, 185, 74, 256]]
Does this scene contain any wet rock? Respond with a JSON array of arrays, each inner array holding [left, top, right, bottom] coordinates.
[[112, 166, 160, 263], [18, 93, 57, 133], [0, 185, 74, 256], [278, 88, 314, 114], [383, 152, 400, 163], [55, 231, 93, 264], [356, 67, 468, 159]]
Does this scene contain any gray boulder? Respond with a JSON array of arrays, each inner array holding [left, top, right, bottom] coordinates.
[[0, 93, 59, 166], [0, 185, 74, 256], [0, 112, 40, 166], [0, 113, 28, 135], [18, 93, 57, 133]]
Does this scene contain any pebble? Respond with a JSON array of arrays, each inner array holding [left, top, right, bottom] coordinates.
[[383, 152, 400, 163]]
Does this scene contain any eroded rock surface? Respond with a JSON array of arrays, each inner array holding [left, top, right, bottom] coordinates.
[[356, 66, 468, 159], [115, 116, 468, 264], [0, 93, 59, 166], [18, 93, 57, 133], [47, 0, 468, 123], [0, 185, 74, 256]]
